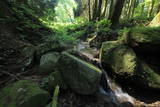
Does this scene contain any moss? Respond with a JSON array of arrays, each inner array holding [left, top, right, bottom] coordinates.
[[100, 41, 122, 63], [130, 27, 160, 44], [39, 52, 60, 75], [100, 41, 137, 77], [136, 61, 160, 89], [41, 71, 67, 92], [57, 52, 102, 95], [64, 53, 102, 73], [0, 80, 50, 107]]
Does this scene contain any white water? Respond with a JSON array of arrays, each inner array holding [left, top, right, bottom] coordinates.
[[107, 77, 134, 104], [76, 41, 135, 104]]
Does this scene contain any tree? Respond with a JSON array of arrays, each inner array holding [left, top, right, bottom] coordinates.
[[127, 0, 136, 18], [97, 0, 103, 21], [140, 0, 145, 17], [92, 0, 98, 21], [102, 0, 108, 18], [157, 2, 160, 13], [148, 0, 155, 18], [110, 0, 126, 27]]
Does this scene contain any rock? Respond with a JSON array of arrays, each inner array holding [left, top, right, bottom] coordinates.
[[41, 71, 67, 92], [57, 52, 102, 95], [135, 61, 160, 90], [19, 43, 36, 68], [39, 52, 60, 74], [100, 41, 160, 90], [100, 41, 137, 77], [128, 27, 160, 53], [0, 80, 50, 107], [36, 41, 67, 57]]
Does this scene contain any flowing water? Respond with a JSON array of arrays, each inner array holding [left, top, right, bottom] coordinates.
[[76, 41, 135, 105], [100, 70, 135, 104]]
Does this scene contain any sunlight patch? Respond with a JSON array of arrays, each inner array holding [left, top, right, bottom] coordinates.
[[55, 0, 77, 23]]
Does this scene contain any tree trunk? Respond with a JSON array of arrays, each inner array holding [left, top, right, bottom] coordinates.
[[127, 0, 132, 18], [110, 0, 125, 28], [102, 0, 108, 18], [108, 0, 114, 19], [157, 2, 160, 13], [121, 0, 129, 18], [88, 0, 91, 21], [127, 0, 135, 18], [97, 0, 103, 21], [131, 0, 136, 18], [148, 0, 155, 18], [140, 1, 145, 17], [92, 0, 98, 21]]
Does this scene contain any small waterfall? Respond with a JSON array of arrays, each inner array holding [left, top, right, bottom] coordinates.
[[76, 41, 135, 105], [99, 69, 134, 105]]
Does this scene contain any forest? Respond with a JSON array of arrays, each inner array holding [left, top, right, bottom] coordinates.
[[0, 0, 160, 107]]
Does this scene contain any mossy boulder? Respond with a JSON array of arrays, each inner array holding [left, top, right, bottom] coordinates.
[[41, 71, 67, 92], [36, 41, 66, 57], [0, 80, 50, 107], [100, 41, 160, 90], [128, 27, 160, 53], [18, 43, 36, 68], [135, 61, 160, 90], [100, 41, 137, 77], [57, 52, 102, 95], [39, 52, 60, 74]]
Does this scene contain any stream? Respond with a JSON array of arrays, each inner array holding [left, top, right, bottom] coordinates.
[[76, 41, 136, 106]]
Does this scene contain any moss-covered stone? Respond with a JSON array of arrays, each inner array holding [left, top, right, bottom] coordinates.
[[57, 52, 102, 95], [18, 43, 36, 68], [0, 80, 50, 107], [129, 27, 160, 53], [41, 71, 67, 92], [100, 41, 137, 77], [100, 41, 122, 62], [36, 41, 66, 57], [135, 61, 160, 89], [100, 41, 160, 90], [38, 52, 60, 74]]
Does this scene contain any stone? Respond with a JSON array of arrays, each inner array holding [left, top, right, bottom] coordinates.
[[0, 80, 50, 107], [39, 52, 60, 74], [100, 41, 137, 77], [57, 52, 102, 95]]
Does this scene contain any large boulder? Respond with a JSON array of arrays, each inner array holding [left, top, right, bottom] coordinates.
[[38, 52, 60, 74], [100, 41, 137, 77], [57, 52, 102, 95], [135, 61, 160, 90], [18, 42, 37, 68], [41, 71, 67, 92], [0, 80, 50, 107], [100, 41, 160, 90], [128, 27, 160, 53]]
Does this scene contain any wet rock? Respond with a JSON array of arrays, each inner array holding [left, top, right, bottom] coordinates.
[[18, 43, 36, 68], [100, 41, 160, 90], [135, 61, 160, 90], [41, 71, 67, 92], [39, 52, 60, 74], [0, 80, 50, 107], [100, 41, 137, 77], [128, 27, 160, 53], [36, 41, 68, 56], [57, 52, 102, 95]]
